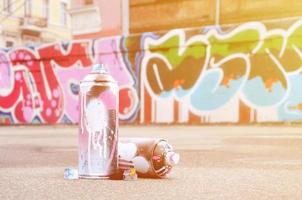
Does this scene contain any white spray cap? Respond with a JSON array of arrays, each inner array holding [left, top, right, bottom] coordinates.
[[165, 152, 180, 166], [92, 63, 107, 73]]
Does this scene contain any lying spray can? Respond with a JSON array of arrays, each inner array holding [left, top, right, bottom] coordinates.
[[78, 64, 119, 179], [118, 138, 180, 178]]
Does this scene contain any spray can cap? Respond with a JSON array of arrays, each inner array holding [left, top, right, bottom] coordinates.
[[165, 152, 180, 166], [152, 140, 180, 177], [92, 64, 108, 74]]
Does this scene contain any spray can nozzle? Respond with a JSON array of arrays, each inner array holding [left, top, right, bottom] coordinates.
[[165, 152, 180, 166], [92, 64, 108, 74]]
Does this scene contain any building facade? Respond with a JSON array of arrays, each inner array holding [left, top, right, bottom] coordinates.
[[69, 0, 125, 39], [0, 0, 72, 47]]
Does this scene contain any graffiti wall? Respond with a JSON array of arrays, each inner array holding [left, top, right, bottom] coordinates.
[[0, 40, 139, 124], [2, 19, 302, 124]]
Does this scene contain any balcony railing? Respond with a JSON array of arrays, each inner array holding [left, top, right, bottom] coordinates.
[[20, 16, 48, 29]]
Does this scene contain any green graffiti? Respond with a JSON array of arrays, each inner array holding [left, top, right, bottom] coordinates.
[[209, 29, 260, 57]]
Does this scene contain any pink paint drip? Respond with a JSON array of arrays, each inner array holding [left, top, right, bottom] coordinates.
[[105, 135, 117, 171]]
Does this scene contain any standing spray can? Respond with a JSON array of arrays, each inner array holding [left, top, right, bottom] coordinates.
[[78, 64, 118, 179], [118, 138, 180, 178]]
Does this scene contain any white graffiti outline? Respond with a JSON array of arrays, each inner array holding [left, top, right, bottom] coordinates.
[[141, 19, 302, 122], [140, 30, 210, 122]]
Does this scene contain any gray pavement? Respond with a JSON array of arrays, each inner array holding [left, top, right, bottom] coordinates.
[[0, 125, 302, 199]]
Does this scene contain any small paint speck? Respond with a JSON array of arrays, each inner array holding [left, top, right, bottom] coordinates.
[[53, 89, 59, 98], [27, 61, 33, 66], [15, 72, 21, 81], [19, 52, 24, 59], [51, 100, 57, 108], [46, 108, 52, 116]]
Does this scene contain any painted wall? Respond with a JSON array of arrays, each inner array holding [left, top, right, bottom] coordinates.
[[1, 19, 302, 124]]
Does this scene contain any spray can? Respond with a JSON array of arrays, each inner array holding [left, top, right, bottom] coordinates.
[[118, 138, 180, 178], [78, 64, 118, 179]]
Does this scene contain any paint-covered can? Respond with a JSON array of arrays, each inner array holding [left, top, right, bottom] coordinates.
[[118, 138, 180, 178], [78, 64, 118, 179]]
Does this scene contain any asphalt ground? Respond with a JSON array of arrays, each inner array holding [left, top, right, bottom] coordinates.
[[0, 125, 302, 200]]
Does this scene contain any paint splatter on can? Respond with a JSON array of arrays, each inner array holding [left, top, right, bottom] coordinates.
[[118, 138, 180, 178], [122, 168, 138, 181], [78, 64, 118, 179]]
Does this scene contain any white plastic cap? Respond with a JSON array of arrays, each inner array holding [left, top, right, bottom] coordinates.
[[92, 64, 107, 73], [166, 152, 180, 166]]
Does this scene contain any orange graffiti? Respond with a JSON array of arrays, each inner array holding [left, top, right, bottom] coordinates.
[[264, 78, 278, 92]]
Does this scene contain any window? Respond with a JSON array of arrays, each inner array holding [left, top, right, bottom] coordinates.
[[60, 2, 67, 25], [5, 41, 14, 48], [84, 0, 93, 5], [3, 0, 12, 13], [42, 0, 49, 19], [23, 35, 40, 46], [24, 0, 32, 17]]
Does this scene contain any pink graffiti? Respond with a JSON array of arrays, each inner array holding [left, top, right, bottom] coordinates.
[[95, 38, 139, 120], [0, 39, 139, 124], [39, 42, 93, 123], [56, 67, 91, 122], [0, 52, 10, 88], [0, 42, 93, 123]]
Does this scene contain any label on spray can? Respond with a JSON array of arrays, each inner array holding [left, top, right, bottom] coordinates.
[[78, 64, 118, 179]]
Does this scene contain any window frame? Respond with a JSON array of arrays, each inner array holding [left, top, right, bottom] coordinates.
[[24, 0, 32, 17], [3, 0, 13, 14], [60, 2, 67, 26], [42, 0, 49, 20]]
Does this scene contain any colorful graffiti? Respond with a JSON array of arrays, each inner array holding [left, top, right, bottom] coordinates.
[[2, 19, 302, 124], [0, 40, 138, 124], [140, 19, 302, 123]]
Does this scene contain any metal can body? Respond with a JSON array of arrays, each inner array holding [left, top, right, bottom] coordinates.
[[78, 65, 118, 179], [118, 138, 179, 178]]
